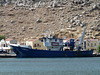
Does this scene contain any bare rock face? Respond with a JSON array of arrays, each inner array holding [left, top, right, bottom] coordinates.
[[0, 0, 16, 6], [15, 0, 34, 7], [0, 25, 3, 28], [0, 0, 100, 40], [91, 21, 100, 32], [0, 0, 6, 6]]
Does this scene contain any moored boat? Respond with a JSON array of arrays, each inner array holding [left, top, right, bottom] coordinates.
[[10, 27, 93, 58], [10, 45, 93, 58]]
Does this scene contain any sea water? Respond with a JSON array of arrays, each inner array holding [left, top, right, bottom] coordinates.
[[0, 57, 100, 75]]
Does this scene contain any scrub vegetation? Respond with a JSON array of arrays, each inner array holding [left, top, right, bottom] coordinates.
[[0, 35, 5, 41], [98, 45, 100, 53]]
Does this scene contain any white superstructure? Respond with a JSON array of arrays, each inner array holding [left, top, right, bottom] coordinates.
[[43, 37, 63, 51]]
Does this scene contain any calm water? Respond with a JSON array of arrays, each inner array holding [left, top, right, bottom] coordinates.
[[0, 57, 100, 75]]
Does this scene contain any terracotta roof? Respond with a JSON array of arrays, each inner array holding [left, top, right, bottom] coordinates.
[[5, 38, 12, 41], [28, 39, 36, 41], [64, 38, 75, 41], [87, 39, 98, 41]]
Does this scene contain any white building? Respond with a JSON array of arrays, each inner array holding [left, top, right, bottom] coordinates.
[[5, 38, 17, 46], [0, 39, 7, 47], [0, 38, 18, 53]]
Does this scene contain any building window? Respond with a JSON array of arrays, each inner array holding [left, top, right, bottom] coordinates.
[[41, 40, 43, 42], [91, 43, 93, 47], [71, 34, 74, 38], [34, 44, 36, 47], [37, 44, 39, 46], [33, 44, 41, 47], [94, 43, 96, 46], [88, 43, 89, 46], [37, 44, 41, 47]]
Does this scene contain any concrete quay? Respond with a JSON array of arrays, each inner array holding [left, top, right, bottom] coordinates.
[[95, 53, 100, 57], [0, 54, 16, 58]]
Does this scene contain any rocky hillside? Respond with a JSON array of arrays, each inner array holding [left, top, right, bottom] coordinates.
[[0, 0, 100, 41]]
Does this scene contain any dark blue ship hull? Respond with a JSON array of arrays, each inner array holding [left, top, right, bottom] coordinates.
[[11, 45, 93, 58]]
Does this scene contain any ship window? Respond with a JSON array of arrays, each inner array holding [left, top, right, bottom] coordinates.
[[49, 49, 51, 51], [59, 39, 62, 43], [49, 39, 52, 41], [47, 39, 49, 42]]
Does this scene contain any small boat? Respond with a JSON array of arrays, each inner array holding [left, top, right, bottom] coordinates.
[[10, 27, 93, 58], [0, 49, 8, 54]]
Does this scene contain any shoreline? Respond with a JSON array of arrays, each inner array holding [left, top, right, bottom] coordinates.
[[0, 54, 16, 58]]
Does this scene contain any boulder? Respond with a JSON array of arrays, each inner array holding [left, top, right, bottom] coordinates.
[[59, 7, 63, 10], [82, 11, 86, 14], [92, 4, 98, 10], [22, 26, 25, 31], [29, 8, 35, 11], [70, 19, 74, 23], [28, 27, 33, 29], [66, 18, 70, 23], [73, 16, 78, 20], [36, 19, 42, 23], [11, 20, 15, 23]]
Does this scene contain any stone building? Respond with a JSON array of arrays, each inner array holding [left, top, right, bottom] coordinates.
[[26, 39, 46, 50], [83, 39, 99, 50]]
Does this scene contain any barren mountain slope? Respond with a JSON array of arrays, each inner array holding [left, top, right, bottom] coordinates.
[[0, 0, 100, 41]]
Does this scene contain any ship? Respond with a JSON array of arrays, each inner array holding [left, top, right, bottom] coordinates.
[[10, 27, 93, 58]]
